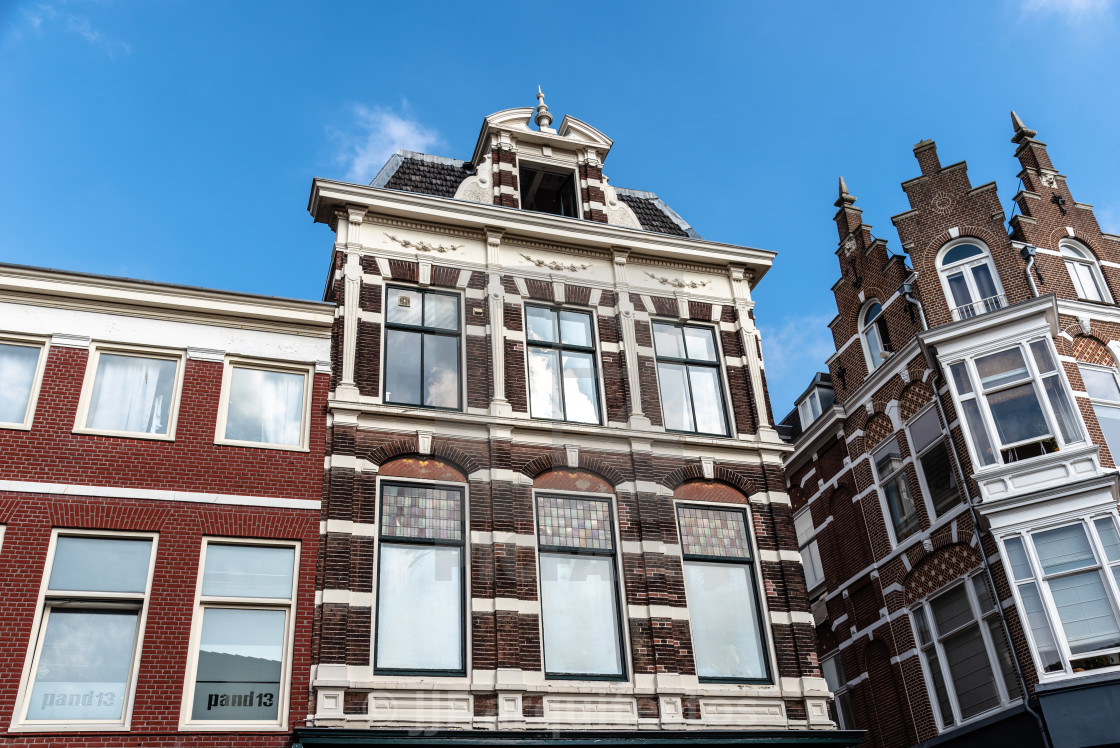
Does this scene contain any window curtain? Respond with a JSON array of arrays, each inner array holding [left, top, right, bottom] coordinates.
[[226, 368, 304, 445], [87, 354, 175, 434]]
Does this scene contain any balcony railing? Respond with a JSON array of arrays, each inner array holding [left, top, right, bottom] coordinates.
[[952, 294, 1006, 321]]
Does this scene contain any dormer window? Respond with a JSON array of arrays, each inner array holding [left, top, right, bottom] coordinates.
[[520, 163, 579, 218], [796, 386, 834, 430], [1061, 240, 1110, 302], [937, 239, 1004, 321], [860, 300, 892, 371]]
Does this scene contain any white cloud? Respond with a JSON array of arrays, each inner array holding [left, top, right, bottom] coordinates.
[[337, 106, 442, 184], [18, 3, 130, 57], [1020, 0, 1115, 19], [759, 313, 836, 419]]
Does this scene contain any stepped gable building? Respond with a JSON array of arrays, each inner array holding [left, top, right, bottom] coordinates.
[[298, 93, 857, 746], [0, 263, 333, 746], [781, 113, 1120, 748]]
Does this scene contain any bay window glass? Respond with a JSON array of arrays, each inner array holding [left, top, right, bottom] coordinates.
[[652, 322, 728, 436], [375, 483, 464, 673], [907, 407, 962, 517], [536, 496, 624, 678], [1080, 365, 1120, 463], [83, 350, 179, 436], [384, 287, 461, 409], [1061, 242, 1108, 302], [220, 364, 308, 448], [938, 241, 1004, 320], [872, 437, 919, 542], [677, 505, 769, 681], [185, 541, 296, 726], [21, 534, 155, 726], [525, 306, 601, 424], [0, 341, 43, 427], [795, 510, 824, 591]]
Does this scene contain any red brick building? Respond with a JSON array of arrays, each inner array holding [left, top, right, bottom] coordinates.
[[782, 113, 1120, 748], [0, 263, 333, 746]]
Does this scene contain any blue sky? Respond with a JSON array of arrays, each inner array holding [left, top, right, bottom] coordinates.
[[2, 1, 1119, 417]]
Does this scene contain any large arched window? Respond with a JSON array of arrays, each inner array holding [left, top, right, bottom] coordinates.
[[937, 240, 1004, 320], [861, 300, 891, 370], [1061, 240, 1109, 302]]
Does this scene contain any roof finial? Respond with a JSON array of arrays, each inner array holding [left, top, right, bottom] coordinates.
[[1011, 110, 1037, 144], [534, 86, 555, 133], [835, 175, 857, 207]]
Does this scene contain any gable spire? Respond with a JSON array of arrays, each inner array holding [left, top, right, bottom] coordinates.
[[1011, 110, 1038, 144], [835, 175, 857, 207], [534, 86, 555, 133]]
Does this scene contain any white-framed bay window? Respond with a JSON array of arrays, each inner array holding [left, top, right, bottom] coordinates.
[[947, 339, 1083, 467], [215, 359, 313, 451], [180, 539, 298, 730], [1002, 514, 1120, 677], [0, 335, 48, 430], [14, 531, 157, 731], [912, 574, 1021, 730], [74, 343, 185, 440]]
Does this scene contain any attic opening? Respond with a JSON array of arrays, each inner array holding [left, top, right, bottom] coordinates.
[[519, 163, 579, 218]]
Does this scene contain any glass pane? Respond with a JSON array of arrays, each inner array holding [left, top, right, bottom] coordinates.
[[687, 365, 728, 435], [836, 691, 855, 730], [202, 545, 295, 599], [987, 383, 1049, 445], [561, 351, 600, 424], [865, 324, 883, 367], [0, 343, 40, 423], [49, 537, 152, 593], [657, 362, 694, 432], [821, 656, 844, 691], [27, 609, 138, 721], [526, 306, 557, 343], [925, 647, 955, 727], [423, 293, 459, 331], [558, 310, 592, 348], [1004, 537, 1033, 581], [1094, 517, 1120, 563], [1081, 367, 1120, 402], [1042, 375, 1083, 444], [913, 608, 932, 646], [975, 349, 1030, 391], [652, 323, 685, 359], [423, 334, 459, 408], [383, 330, 421, 405], [971, 264, 999, 303], [375, 545, 462, 671], [1019, 582, 1064, 672], [225, 368, 305, 446], [1062, 244, 1089, 260], [536, 496, 614, 551], [794, 512, 815, 546], [386, 288, 423, 326], [931, 584, 975, 635], [885, 475, 919, 541], [972, 576, 995, 614], [951, 362, 974, 396], [1093, 405, 1120, 462], [947, 272, 974, 312], [684, 560, 767, 679], [909, 408, 943, 454], [1048, 570, 1120, 654], [677, 505, 750, 559], [528, 348, 562, 420], [802, 541, 824, 589], [381, 484, 463, 542], [985, 616, 1022, 700], [191, 608, 284, 721], [942, 623, 1000, 719], [87, 354, 177, 434], [921, 442, 961, 517], [1076, 263, 1103, 302], [962, 399, 997, 466], [941, 244, 984, 266], [1030, 341, 1057, 375], [1033, 524, 1095, 575], [873, 438, 903, 479], [683, 327, 718, 362], [863, 302, 883, 325], [539, 554, 622, 676]]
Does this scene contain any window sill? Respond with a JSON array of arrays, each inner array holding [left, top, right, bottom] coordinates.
[[71, 427, 176, 442], [8, 722, 132, 733], [176, 722, 288, 732], [214, 437, 310, 453], [0, 421, 32, 431]]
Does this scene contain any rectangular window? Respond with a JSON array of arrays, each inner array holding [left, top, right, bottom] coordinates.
[[525, 305, 601, 424], [18, 533, 156, 728], [76, 345, 184, 439], [536, 495, 624, 678], [677, 504, 769, 681], [215, 360, 312, 450], [383, 287, 461, 410], [0, 338, 47, 429], [912, 575, 1020, 729], [872, 437, 920, 542], [652, 321, 729, 436], [183, 541, 297, 728], [794, 510, 824, 591], [908, 407, 962, 518], [1079, 365, 1120, 463], [519, 163, 579, 217], [375, 482, 465, 674], [821, 654, 854, 729]]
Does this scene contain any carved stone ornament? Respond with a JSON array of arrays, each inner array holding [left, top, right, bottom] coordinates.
[[932, 191, 953, 215], [842, 235, 857, 255], [643, 272, 711, 290], [385, 233, 463, 254], [1040, 171, 1058, 189], [518, 252, 590, 272]]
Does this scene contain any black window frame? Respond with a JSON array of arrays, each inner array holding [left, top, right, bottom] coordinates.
[[382, 286, 463, 412], [518, 162, 581, 218], [651, 320, 731, 437], [372, 480, 467, 677], [523, 303, 603, 426]]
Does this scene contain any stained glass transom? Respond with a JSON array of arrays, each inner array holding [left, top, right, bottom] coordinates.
[[536, 496, 614, 551], [380, 484, 463, 541], [677, 505, 750, 559]]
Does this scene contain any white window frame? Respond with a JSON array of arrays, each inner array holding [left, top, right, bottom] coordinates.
[[379, 284, 466, 412], [794, 508, 825, 593], [797, 390, 823, 430], [1061, 239, 1111, 303], [906, 405, 963, 520], [1000, 513, 1120, 681], [871, 435, 921, 546], [213, 357, 314, 452], [1078, 362, 1120, 464], [936, 238, 1006, 321], [517, 159, 583, 219], [73, 342, 186, 441], [522, 303, 606, 426], [0, 333, 49, 430], [946, 337, 1085, 469], [179, 538, 299, 731], [11, 529, 158, 732], [859, 299, 891, 371]]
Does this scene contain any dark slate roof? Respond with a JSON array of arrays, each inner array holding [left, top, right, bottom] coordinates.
[[368, 151, 699, 239]]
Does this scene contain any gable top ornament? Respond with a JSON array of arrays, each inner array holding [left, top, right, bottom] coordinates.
[[835, 175, 857, 208], [1010, 110, 1038, 144], [535, 86, 556, 134]]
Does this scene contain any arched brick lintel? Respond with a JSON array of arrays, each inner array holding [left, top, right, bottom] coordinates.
[[520, 451, 625, 487], [369, 437, 481, 478], [661, 464, 760, 499]]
